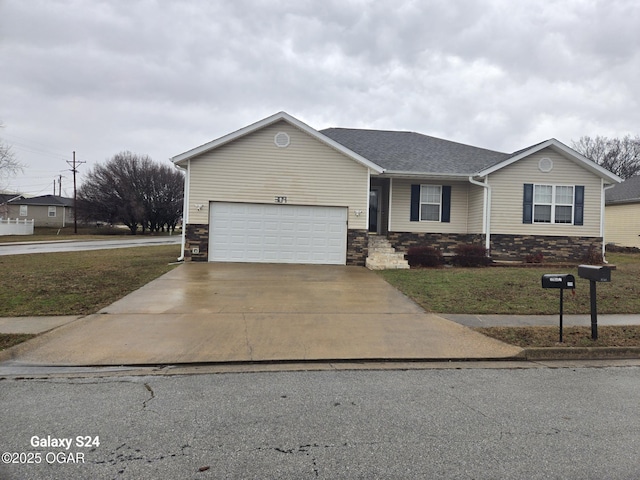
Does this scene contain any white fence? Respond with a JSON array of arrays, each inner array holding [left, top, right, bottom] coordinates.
[[0, 218, 35, 236]]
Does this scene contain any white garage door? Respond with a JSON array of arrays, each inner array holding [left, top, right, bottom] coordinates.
[[209, 202, 347, 264]]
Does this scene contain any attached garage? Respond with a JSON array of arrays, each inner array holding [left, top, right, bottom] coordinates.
[[209, 202, 348, 264]]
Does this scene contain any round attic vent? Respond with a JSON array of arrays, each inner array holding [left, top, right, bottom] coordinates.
[[274, 132, 290, 148], [538, 157, 553, 173]]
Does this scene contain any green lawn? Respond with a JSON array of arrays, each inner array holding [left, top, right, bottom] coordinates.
[[0, 245, 180, 316], [379, 252, 640, 315]]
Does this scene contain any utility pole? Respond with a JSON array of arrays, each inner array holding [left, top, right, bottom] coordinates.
[[66, 151, 85, 234], [58, 175, 62, 196]]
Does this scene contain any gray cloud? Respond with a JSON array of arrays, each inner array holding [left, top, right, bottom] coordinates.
[[1, 0, 639, 195]]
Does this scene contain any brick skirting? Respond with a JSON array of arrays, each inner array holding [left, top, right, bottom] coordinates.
[[386, 232, 601, 262], [490, 234, 602, 261], [387, 232, 485, 255], [185, 224, 209, 261], [347, 229, 368, 266]]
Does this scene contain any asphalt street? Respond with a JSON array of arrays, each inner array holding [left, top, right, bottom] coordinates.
[[0, 236, 181, 256], [1, 366, 639, 479]]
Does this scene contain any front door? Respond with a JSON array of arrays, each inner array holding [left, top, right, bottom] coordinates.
[[369, 187, 382, 233]]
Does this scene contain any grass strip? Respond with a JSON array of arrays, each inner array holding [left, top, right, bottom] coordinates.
[[0, 244, 180, 316], [475, 325, 640, 348], [0, 333, 36, 351], [379, 252, 640, 315]]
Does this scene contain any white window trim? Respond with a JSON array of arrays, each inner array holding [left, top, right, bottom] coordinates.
[[533, 184, 574, 225], [419, 184, 442, 222], [19, 205, 28, 217], [48, 206, 57, 217]]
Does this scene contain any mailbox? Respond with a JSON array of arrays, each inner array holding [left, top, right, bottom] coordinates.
[[577, 265, 611, 282], [541, 274, 575, 289], [578, 265, 613, 340], [541, 273, 575, 342]]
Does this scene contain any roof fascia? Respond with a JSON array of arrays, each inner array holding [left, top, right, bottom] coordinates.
[[171, 111, 384, 173], [476, 139, 622, 184], [380, 171, 471, 181], [606, 198, 640, 206]]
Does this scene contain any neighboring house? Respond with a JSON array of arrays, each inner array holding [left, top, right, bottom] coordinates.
[[7, 195, 75, 228], [0, 193, 24, 219], [605, 175, 640, 249], [171, 112, 621, 266]]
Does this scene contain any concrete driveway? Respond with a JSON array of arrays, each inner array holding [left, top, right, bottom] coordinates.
[[2, 263, 521, 366]]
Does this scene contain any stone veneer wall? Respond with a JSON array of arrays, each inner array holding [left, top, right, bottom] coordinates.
[[347, 229, 368, 266], [387, 232, 485, 255], [387, 231, 601, 261], [490, 234, 602, 261], [185, 224, 209, 262]]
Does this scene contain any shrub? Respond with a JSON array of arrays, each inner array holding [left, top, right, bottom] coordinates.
[[525, 252, 545, 264], [452, 244, 491, 267], [582, 244, 603, 264], [406, 245, 445, 268]]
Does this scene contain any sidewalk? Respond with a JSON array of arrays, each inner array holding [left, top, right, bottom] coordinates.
[[440, 314, 640, 328], [0, 316, 82, 334], [2, 314, 639, 335]]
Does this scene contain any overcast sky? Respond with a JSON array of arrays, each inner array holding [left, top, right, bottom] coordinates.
[[1, 0, 639, 196]]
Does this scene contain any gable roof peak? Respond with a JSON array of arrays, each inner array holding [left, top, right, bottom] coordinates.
[[171, 112, 384, 173], [477, 138, 622, 183]]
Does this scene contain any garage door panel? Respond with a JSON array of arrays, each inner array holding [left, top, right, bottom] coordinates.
[[209, 202, 347, 265]]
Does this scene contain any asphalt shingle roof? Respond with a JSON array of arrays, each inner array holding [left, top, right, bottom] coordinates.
[[605, 175, 640, 204], [9, 195, 74, 207], [321, 128, 511, 175], [0, 193, 23, 204]]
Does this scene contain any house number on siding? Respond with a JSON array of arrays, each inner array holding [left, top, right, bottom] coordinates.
[[275, 196, 288, 204]]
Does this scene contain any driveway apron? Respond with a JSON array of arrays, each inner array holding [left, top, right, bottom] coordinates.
[[2, 263, 521, 366]]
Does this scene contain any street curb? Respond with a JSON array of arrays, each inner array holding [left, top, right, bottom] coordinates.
[[521, 347, 640, 361]]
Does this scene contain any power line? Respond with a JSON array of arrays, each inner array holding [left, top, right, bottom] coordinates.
[[0, 133, 68, 159], [66, 151, 85, 234]]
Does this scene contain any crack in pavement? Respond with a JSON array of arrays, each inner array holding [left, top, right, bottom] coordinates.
[[242, 313, 254, 360], [142, 382, 155, 409]]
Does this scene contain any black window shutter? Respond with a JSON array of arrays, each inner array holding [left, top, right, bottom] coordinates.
[[523, 184, 533, 224], [441, 185, 451, 223], [574, 185, 584, 225], [410, 184, 420, 221]]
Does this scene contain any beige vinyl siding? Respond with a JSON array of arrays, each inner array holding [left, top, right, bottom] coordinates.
[[467, 183, 485, 233], [488, 148, 602, 236], [187, 121, 370, 229], [605, 203, 640, 248], [390, 179, 469, 233]]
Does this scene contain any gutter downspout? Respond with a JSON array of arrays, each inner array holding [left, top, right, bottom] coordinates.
[[468, 176, 491, 254], [602, 182, 616, 264], [175, 160, 190, 262]]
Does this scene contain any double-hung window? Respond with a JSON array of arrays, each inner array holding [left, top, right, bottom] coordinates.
[[48, 206, 57, 217], [411, 184, 452, 223], [19, 205, 28, 217], [533, 185, 574, 224], [420, 185, 442, 221]]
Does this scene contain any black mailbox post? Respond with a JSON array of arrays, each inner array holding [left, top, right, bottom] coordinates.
[[578, 265, 612, 340], [541, 274, 576, 342]]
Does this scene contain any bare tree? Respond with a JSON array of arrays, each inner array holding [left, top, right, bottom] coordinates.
[[572, 135, 640, 179], [77, 152, 183, 234], [0, 126, 24, 186]]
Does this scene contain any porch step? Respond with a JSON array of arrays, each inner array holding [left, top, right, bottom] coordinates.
[[366, 236, 410, 270]]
